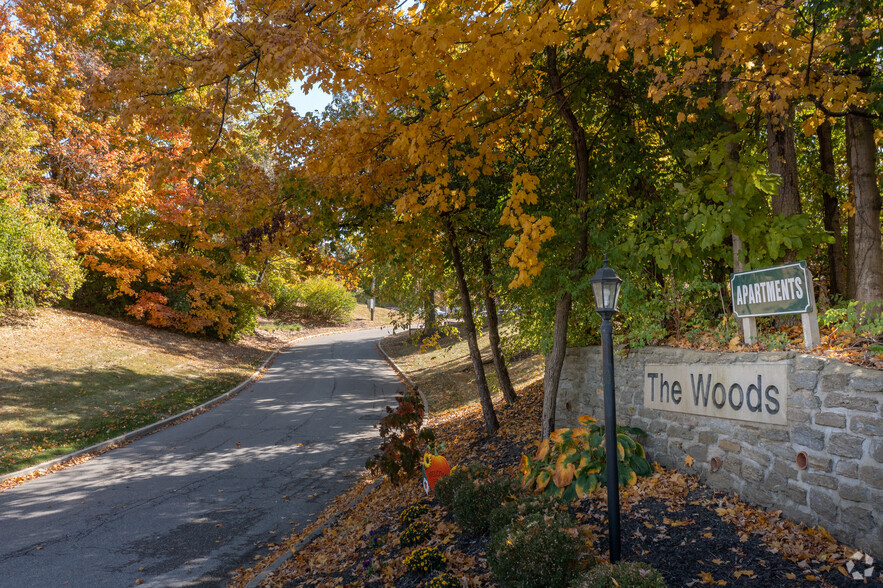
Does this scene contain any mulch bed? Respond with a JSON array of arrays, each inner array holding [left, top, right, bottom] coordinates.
[[236, 382, 881, 588]]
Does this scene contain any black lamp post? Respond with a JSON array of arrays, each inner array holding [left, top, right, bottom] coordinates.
[[590, 254, 623, 563]]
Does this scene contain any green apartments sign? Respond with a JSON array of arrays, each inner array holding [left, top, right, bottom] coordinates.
[[730, 261, 820, 348], [730, 261, 812, 318]]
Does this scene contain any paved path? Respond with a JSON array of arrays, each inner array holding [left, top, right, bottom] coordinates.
[[0, 328, 400, 587]]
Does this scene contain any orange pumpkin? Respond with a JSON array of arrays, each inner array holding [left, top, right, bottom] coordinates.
[[422, 452, 451, 493]]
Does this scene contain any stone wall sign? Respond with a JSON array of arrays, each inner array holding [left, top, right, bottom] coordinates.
[[643, 363, 789, 426]]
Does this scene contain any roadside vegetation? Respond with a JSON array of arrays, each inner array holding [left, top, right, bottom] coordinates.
[[0, 300, 389, 477], [232, 331, 880, 587]]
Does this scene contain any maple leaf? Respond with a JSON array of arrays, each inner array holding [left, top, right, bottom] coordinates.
[[684, 455, 694, 467]]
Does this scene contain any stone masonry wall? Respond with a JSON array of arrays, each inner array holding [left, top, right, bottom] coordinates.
[[557, 346, 883, 558]]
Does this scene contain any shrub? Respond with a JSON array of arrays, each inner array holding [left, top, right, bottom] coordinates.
[[268, 275, 356, 323], [404, 546, 446, 574], [366, 391, 435, 484], [488, 512, 583, 588], [451, 475, 517, 535], [519, 415, 652, 501], [0, 202, 84, 310], [434, 463, 490, 509], [400, 520, 432, 547], [400, 504, 430, 526], [488, 493, 564, 535], [422, 572, 461, 588], [576, 561, 667, 588]]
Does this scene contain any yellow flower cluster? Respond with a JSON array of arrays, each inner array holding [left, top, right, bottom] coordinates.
[[403, 546, 446, 573]]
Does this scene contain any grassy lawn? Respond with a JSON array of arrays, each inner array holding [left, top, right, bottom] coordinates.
[[0, 306, 392, 476], [381, 325, 544, 413]]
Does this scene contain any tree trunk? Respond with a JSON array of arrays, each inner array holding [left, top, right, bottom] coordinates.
[[767, 108, 803, 252], [482, 249, 516, 405], [446, 222, 498, 435], [817, 120, 847, 298], [542, 45, 590, 439], [423, 289, 438, 338], [845, 113, 883, 312]]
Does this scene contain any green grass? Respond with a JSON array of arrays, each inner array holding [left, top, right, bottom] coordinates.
[[382, 326, 543, 413], [0, 363, 263, 475]]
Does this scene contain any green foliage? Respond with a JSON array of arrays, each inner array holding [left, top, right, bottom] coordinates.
[[0, 202, 84, 310], [266, 275, 356, 323], [575, 561, 667, 588], [820, 300, 883, 339], [400, 503, 430, 526], [519, 416, 652, 501], [404, 546, 447, 574], [400, 520, 432, 547], [488, 493, 564, 535], [488, 512, 583, 588], [366, 392, 435, 484], [421, 572, 461, 588], [451, 475, 517, 535], [758, 330, 790, 351], [433, 463, 490, 508]]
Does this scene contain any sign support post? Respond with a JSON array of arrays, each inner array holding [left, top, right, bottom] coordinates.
[[730, 261, 820, 350]]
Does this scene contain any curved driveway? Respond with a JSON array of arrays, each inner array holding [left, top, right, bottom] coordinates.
[[0, 328, 400, 587]]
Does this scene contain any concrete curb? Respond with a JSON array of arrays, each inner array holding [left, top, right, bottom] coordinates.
[[0, 326, 380, 485], [376, 338, 430, 417], [243, 477, 383, 588]]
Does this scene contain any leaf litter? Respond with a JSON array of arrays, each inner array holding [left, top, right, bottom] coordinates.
[[230, 381, 882, 587]]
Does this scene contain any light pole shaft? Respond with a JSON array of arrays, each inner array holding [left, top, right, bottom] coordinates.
[[600, 313, 621, 562]]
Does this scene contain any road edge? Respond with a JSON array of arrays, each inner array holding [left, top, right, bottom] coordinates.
[[376, 338, 430, 417], [0, 326, 381, 486]]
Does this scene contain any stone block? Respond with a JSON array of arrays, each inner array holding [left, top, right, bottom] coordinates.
[[850, 374, 883, 393], [791, 370, 819, 391], [761, 352, 794, 362], [806, 453, 833, 472], [841, 506, 875, 534], [820, 371, 850, 394], [718, 439, 741, 453], [787, 392, 821, 410], [742, 447, 771, 468], [787, 408, 812, 423], [741, 484, 773, 506], [823, 393, 878, 412], [648, 420, 666, 434], [785, 481, 808, 505], [814, 412, 846, 429], [773, 458, 797, 480], [801, 472, 838, 490], [723, 456, 742, 477], [743, 460, 766, 484], [874, 441, 883, 464], [667, 424, 696, 440], [839, 483, 870, 503], [828, 433, 865, 459], [835, 460, 859, 479], [791, 425, 825, 451], [851, 416, 883, 436], [809, 488, 839, 522], [687, 444, 709, 463], [795, 355, 825, 372], [860, 465, 883, 490], [699, 430, 718, 445], [764, 472, 788, 493], [759, 428, 790, 442]]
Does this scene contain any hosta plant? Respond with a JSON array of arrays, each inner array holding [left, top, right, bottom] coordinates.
[[519, 415, 652, 501]]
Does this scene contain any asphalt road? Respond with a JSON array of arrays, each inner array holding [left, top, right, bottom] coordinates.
[[0, 327, 401, 587]]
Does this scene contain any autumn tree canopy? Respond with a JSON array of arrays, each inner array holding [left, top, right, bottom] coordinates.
[[0, 0, 879, 430]]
